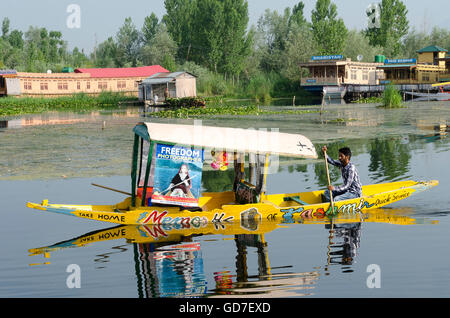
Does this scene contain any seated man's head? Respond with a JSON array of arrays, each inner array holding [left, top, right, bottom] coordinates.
[[338, 147, 352, 166]]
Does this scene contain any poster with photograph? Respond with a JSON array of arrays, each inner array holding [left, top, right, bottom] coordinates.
[[151, 143, 204, 207]]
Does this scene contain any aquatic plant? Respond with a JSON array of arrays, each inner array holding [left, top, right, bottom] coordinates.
[[352, 96, 383, 104], [148, 104, 319, 119], [165, 97, 206, 107], [382, 84, 403, 108], [0, 92, 138, 117]]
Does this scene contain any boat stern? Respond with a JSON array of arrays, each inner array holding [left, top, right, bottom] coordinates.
[[26, 200, 130, 224]]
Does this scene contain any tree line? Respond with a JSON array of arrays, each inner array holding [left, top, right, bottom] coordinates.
[[1, 0, 449, 98]]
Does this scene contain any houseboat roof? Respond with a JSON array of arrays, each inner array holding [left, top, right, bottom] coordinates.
[[142, 71, 196, 84], [417, 45, 448, 53], [74, 65, 168, 78]]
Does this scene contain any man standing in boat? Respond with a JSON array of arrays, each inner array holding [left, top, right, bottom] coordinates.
[[322, 146, 362, 202]]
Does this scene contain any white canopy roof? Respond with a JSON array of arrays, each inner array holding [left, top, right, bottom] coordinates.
[[136, 122, 317, 159]]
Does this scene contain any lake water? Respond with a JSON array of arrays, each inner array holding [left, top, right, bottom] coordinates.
[[0, 100, 449, 299]]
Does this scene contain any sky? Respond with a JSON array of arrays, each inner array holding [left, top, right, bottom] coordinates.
[[1, 0, 449, 54]]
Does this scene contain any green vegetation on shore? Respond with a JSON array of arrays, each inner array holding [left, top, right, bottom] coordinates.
[[0, 92, 137, 116]]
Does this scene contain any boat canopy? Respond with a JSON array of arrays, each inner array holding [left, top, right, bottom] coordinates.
[[133, 122, 318, 159]]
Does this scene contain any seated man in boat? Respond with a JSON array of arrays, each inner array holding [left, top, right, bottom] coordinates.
[[322, 146, 362, 202]]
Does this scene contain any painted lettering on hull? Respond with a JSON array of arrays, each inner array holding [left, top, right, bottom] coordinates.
[[96, 213, 125, 223], [279, 198, 376, 221], [137, 210, 217, 227]]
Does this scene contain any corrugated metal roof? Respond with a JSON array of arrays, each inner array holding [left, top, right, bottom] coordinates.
[[74, 65, 168, 78], [142, 77, 174, 84], [142, 71, 196, 84]]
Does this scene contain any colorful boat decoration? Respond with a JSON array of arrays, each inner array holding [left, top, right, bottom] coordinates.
[[27, 122, 438, 225]]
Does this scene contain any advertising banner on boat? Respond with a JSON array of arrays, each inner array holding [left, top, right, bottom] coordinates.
[[151, 143, 204, 207]]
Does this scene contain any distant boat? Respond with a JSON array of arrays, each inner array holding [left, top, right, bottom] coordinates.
[[406, 82, 450, 101], [405, 91, 450, 101], [323, 86, 347, 99]]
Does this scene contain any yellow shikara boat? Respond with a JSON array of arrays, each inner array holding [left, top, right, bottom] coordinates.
[[27, 122, 438, 225]]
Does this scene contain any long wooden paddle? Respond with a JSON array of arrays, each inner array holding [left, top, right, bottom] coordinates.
[[323, 149, 335, 214], [91, 183, 131, 196]]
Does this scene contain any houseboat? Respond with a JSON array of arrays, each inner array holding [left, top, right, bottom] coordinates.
[[299, 55, 384, 99]]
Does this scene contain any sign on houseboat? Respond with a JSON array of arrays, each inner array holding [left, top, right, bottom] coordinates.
[[384, 58, 416, 64], [311, 55, 344, 61]]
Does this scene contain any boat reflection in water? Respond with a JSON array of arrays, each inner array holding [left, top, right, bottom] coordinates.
[[28, 208, 437, 298]]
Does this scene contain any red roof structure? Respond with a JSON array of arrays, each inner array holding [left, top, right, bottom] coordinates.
[[74, 65, 169, 78]]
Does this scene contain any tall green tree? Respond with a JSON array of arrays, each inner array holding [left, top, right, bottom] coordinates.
[[191, 0, 225, 72], [255, 2, 309, 74], [2, 17, 10, 39], [48, 31, 64, 62], [116, 17, 141, 67], [289, 1, 307, 28], [283, 23, 316, 81], [140, 24, 178, 69], [364, 0, 409, 58], [311, 0, 348, 55], [8, 29, 24, 49], [163, 0, 197, 62], [71, 47, 90, 68], [256, 8, 292, 72], [94, 37, 119, 67], [142, 12, 159, 44], [164, 0, 251, 76], [216, 0, 252, 77]]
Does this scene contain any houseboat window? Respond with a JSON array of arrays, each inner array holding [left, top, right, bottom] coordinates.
[[363, 71, 368, 81], [86, 81, 91, 89], [57, 82, 68, 90], [98, 82, 108, 90], [351, 70, 357, 80], [24, 81, 32, 90], [77, 82, 81, 90], [40, 82, 48, 90], [117, 81, 126, 89]]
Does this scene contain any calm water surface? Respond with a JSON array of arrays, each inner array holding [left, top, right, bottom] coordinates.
[[0, 101, 449, 298]]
